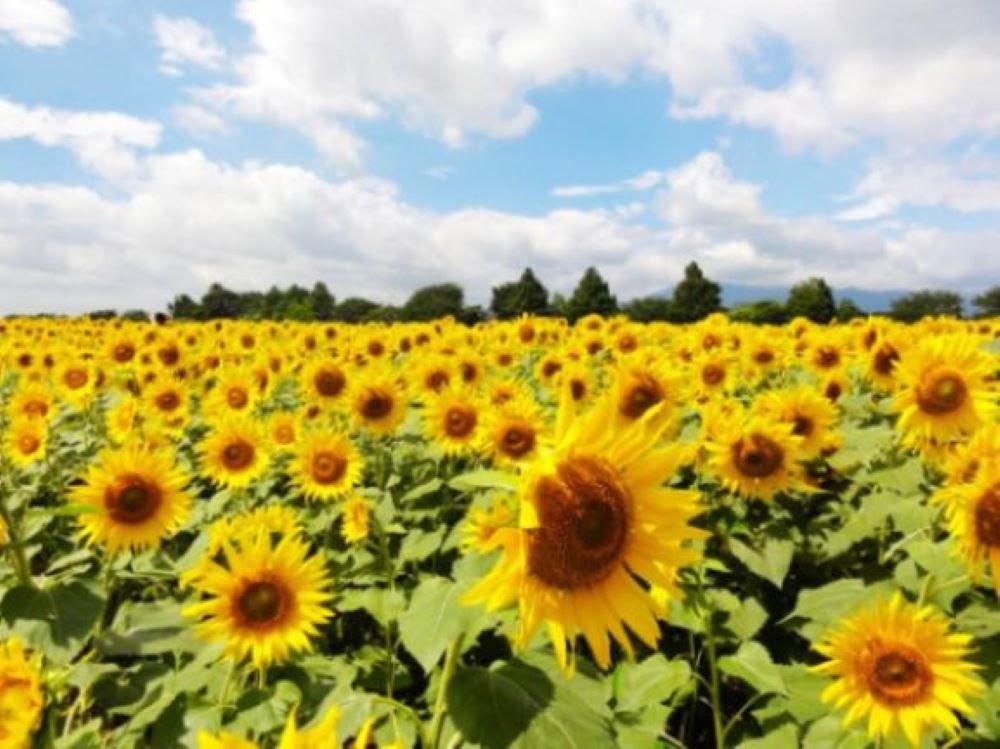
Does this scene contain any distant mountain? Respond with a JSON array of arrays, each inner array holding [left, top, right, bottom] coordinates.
[[654, 283, 907, 313]]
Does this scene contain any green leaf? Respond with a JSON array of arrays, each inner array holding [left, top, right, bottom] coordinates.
[[398, 527, 446, 564], [614, 655, 691, 714], [725, 598, 769, 640], [337, 588, 407, 627], [729, 539, 794, 588], [447, 660, 617, 749], [401, 478, 444, 503], [737, 723, 798, 749], [448, 470, 518, 493], [398, 576, 488, 672], [802, 715, 871, 749], [0, 582, 104, 664], [786, 579, 866, 624], [718, 641, 787, 697]]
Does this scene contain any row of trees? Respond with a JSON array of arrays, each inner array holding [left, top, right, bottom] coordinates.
[[152, 266, 1000, 325]]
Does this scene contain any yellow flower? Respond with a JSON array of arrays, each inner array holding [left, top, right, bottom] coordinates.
[[349, 369, 407, 436], [934, 459, 1000, 592], [752, 386, 839, 460], [289, 431, 363, 502], [301, 358, 349, 410], [461, 497, 516, 552], [341, 495, 370, 544], [0, 638, 44, 749], [4, 419, 47, 468], [277, 706, 341, 749], [200, 416, 271, 489], [184, 525, 333, 668], [708, 416, 805, 500], [464, 392, 705, 670], [70, 444, 191, 554], [7, 383, 55, 424], [423, 386, 482, 456], [267, 411, 300, 450], [484, 396, 546, 467], [813, 593, 982, 747], [893, 336, 995, 449]]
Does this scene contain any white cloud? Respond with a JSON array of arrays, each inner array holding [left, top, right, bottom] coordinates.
[[422, 166, 455, 180], [838, 157, 1000, 221], [0, 0, 73, 47], [0, 148, 997, 315], [153, 15, 225, 77], [172, 105, 229, 136], [553, 169, 666, 198], [0, 98, 162, 184]]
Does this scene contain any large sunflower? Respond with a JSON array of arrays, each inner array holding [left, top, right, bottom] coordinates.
[[70, 444, 191, 554], [934, 458, 1000, 592], [464, 392, 704, 670], [289, 430, 363, 502], [200, 416, 270, 489], [4, 419, 47, 468], [893, 336, 995, 448], [812, 593, 982, 747], [752, 386, 839, 460], [183, 526, 333, 668], [0, 637, 44, 749], [484, 395, 546, 467], [422, 386, 482, 456], [708, 416, 805, 500], [348, 369, 407, 435]]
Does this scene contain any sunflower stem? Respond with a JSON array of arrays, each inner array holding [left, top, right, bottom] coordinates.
[[917, 574, 935, 607], [0, 480, 33, 588], [703, 621, 727, 749], [429, 634, 465, 749], [218, 658, 237, 710]]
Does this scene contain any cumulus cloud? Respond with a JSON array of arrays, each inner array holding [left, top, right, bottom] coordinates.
[[0, 0, 73, 47], [154, 15, 226, 77], [1, 148, 997, 315], [0, 98, 162, 184]]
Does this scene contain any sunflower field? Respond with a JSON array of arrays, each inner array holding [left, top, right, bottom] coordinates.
[[1, 314, 1000, 749]]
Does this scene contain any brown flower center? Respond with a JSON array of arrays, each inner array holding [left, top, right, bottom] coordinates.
[[569, 379, 586, 402], [156, 391, 181, 412], [222, 440, 255, 471], [619, 375, 664, 420], [917, 371, 967, 415], [702, 364, 725, 386], [754, 349, 775, 365], [863, 645, 932, 707], [18, 435, 40, 455], [226, 387, 249, 410], [792, 415, 814, 438], [311, 451, 347, 485], [444, 405, 477, 439], [105, 474, 162, 525], [360, 390, 393, 420], [824, 381, 843, 401], [314, 368, 346, 398], [113, 343, 136, 363], [426, 371, 450, 392], [158, 345, 180, 366], [732, 434, 784, 478], [499, 422, 535, 459], [974, 486, 1000, 547], [24, 400, 48, 418], [814, 346, 840, 369], [526, 456, 631, 591], [274, 425, 295, 445], [237, 580, 289, 627], [542, 360, 562, 379], [64, 368, 88, 389], [873, 345, 899, 376]]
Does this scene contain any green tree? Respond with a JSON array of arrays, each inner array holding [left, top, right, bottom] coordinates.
[[402, 283, 465, 321], [490, 268, 550, 319], [566, 267, 618, 322], [785, 277, 837, 323], [199, 283, 243, 319], [167, 294, 201, 320], [335, 297, 380, 323], [671, 262, 722, 322], [120, 309, 150, 322], [623, 296, 674, 323], [729, 300, 787, 325], [889, 290, 963, 322], [972, 286, 1000, 318], [87, 309, 117, 320], [310, 282, 336, 321], [836, 298, 865, 322]]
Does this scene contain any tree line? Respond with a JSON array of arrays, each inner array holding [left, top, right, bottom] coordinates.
[[78, 265, 1000, 324]]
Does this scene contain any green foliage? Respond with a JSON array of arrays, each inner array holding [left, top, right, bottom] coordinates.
[[671, 262, 722, 322], [490, 268, 550, 319], [729, 299, 787, 325], [623, 296, 674, 322], [972, 285, 1000, 318], [835, 297, 865, 321], [785, 277, 837, 323], [566, 267, 618, 322], [402, 283, 465, 321], [890, 289, 964, 322]]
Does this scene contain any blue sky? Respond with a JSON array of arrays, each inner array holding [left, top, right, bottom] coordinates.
[[2, 0, 1000, 313]]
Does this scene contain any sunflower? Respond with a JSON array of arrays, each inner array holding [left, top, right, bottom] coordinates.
[[461, 496, 516, 552], [423, 386, 482, 455], [414, 355, 454, 395], [341, 495, 370, 544], [183, 527, 333, 668], [144, 381, 189, 433], [4, 419, 47, 468], [464, 392, 705, 670], [934, 459, 1000, 592], [484, 396, 546, 467], [7, 383, 55, 424], [210, 366, 261, 416], [708, 416, 805, 500], [691, 352, 731, 400], [301, 358, 349, 409], [277, 705, 341, 749], [289, 431, 363, 502], [752, 386, 839, 460], [893, 337, 995, 448], [559, 361, 594, 406], [200, 416, 271, 489], [106, 396, 140, 444], [267, 411, 300, 451], [70, 444, 192, 554], [608, 363, 678, 432], [55, 360, 95, 407], [0, 638, 44, 749], [812, 593, 982, 747], [866, 336, 904, 391], [349, 369, 407, 435], [943, 423, 1000, 487]]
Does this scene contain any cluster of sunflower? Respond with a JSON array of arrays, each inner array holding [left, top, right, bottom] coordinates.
[[0, 312, 997, 748]]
